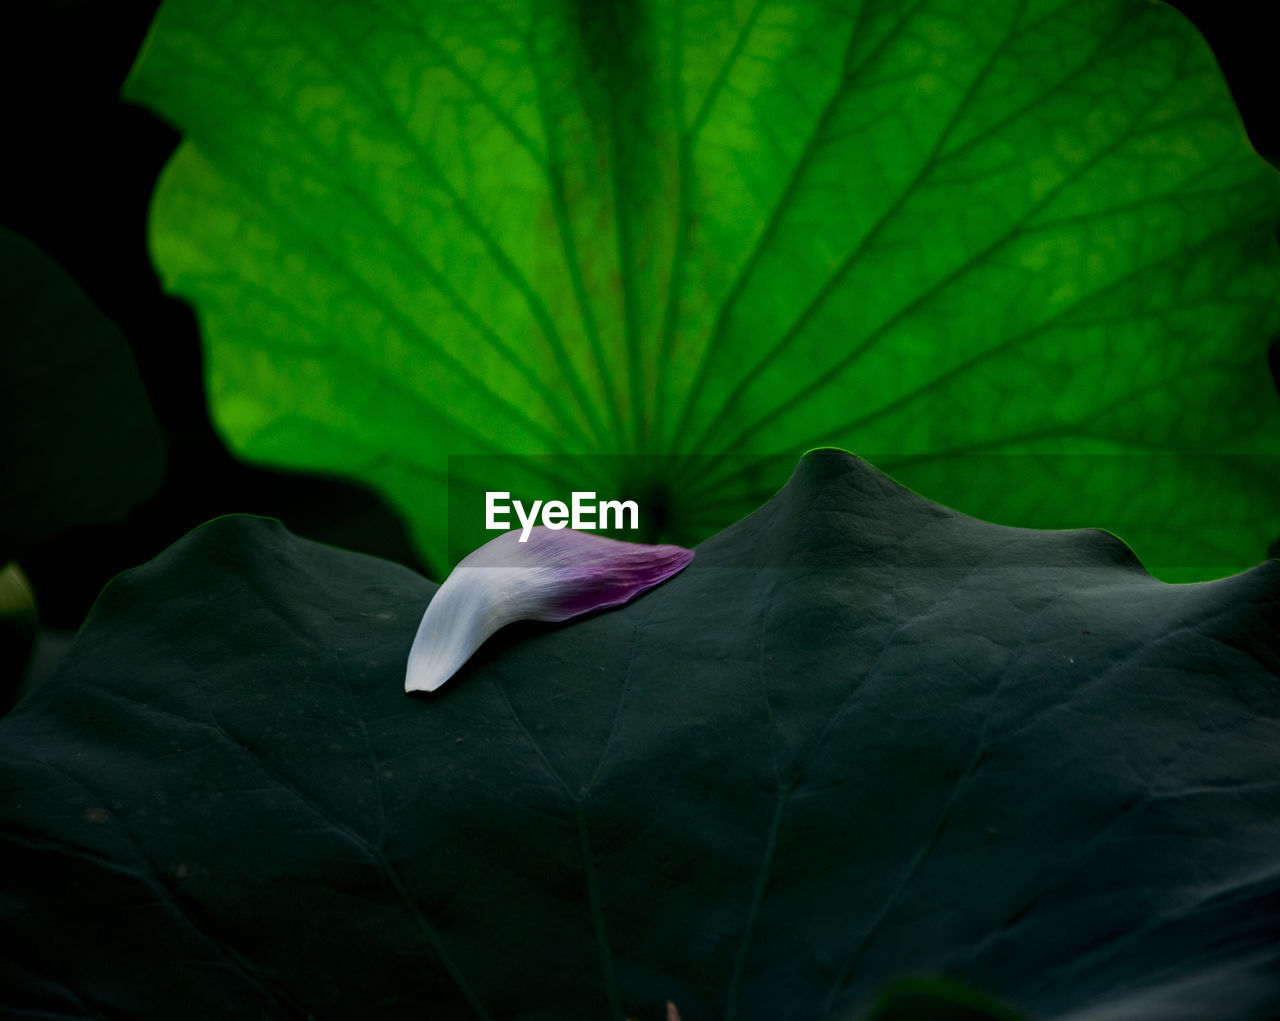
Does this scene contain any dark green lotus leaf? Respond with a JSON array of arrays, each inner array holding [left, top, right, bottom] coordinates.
[[2, 451, 1278, 1019], [0, 227, 164, 563], [122, 0, 1280, 578]]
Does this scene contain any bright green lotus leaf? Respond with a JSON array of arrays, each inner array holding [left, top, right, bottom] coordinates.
[[123, 0, 1280, 577], [3, 451, 1279, 1018]]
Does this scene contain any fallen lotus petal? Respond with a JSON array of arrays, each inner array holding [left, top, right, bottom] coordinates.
[[405, 527, 695, 693]]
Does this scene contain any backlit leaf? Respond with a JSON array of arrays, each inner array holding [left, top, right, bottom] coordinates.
[[122, 0, 1280, 576]]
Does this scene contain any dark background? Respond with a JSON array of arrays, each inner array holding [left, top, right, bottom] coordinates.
[[2, 0, 1276, 636]]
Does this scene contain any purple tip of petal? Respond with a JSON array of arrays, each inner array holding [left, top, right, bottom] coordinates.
[[468, 526, 695, 620], [541, 538, 696, 618]]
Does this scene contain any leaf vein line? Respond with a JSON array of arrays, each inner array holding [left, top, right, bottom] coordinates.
[[652, 0, 690, 456], [686, 0, 769, 141], [577, 807, 625, 1020], [486, 671, 576, 804], [524, 27, 623, 445], [375, 0, 548, 167], [724, 789, 791, 1021]]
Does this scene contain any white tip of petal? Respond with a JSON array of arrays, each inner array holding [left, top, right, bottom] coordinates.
[[405, 528, 694, 694]]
